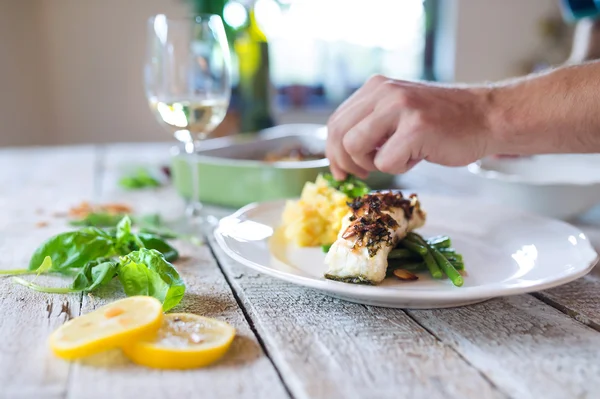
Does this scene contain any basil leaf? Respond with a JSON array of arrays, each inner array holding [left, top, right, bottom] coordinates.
[[69, 212, 127, 228], [135, 213, 180, 240], [115, 216, 145, 254], [72, 258, 118, 292], [135, 213, 162, 228], [118, 260, 152, 296], [118, 248, 185, 311], [119, 169, 161, 190], [137, 233, 179, 262], [116, 215, 132, 243], [28, 228, 116, 271]]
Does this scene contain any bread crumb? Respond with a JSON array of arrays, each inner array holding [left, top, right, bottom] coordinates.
[[68, 201, 133, 219], [36, 221, 49, 228]]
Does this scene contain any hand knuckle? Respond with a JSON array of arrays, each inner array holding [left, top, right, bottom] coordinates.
[[412, 110, 428, 127], [369, 73, 386, 83], [342, 132, 361, 154], [393, 89, 413, 107], [379, 79, 397, 95], [327, 124, 341, 140]]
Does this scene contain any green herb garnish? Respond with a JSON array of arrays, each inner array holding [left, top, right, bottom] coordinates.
[[119, 168, 161, 190], [322, 173, 370, 199], [71, 258, 119, 293], [4, 216, 185, 310], [28, 227, 117, 272], [69, 211, 181, 242], [69, 212, 126, 227], [119, 249, 185, 311]]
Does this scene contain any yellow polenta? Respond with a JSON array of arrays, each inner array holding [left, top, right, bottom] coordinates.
[[281, 175, 351, 247]]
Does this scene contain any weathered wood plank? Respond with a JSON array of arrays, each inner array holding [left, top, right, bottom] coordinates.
[[402, 162, 600, 333], [408, 295, 600, 399], [0, 146, 98, 399], [65, 144, 289, 399], [534, 272, 600, 332], [530, 218, 600, 332], [209, 238, 506, 399]]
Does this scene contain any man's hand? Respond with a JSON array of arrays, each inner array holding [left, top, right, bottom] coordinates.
[[326, 75, 495, 179]]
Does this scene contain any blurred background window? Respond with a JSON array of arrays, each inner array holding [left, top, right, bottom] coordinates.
[[208, 0, 438, 129], [250, 0, 431, 111], [0, 0, 576, 147]]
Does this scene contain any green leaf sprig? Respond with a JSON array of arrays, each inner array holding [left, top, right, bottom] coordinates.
[[118, 168, 161, 190], [322, 173, 370, 199], [4, 216, 185, 311]]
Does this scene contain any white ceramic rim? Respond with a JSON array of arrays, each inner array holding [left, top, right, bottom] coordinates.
[[467, 159, 600, 186], [214, 198, 599, 302]]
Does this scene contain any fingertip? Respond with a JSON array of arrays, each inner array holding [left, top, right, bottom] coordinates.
[[373, 152, 391, 174], [329, 163, 347, 181], [405, 158, 421, 172], [357, 172, 369, 180]]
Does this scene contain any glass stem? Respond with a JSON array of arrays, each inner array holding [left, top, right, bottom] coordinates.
[[184, 139, 203, 219]]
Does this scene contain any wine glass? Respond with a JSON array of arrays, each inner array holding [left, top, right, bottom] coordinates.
[[145, 14, 231, 224]]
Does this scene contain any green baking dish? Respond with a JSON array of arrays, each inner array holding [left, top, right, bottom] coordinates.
[[170, 124, 396, 208]]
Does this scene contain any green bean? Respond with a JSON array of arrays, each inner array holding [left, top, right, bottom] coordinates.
[[437, 247, 456, 253], [422, 251, 444, 279], [387, 260, 426, 274], [405, 233, 443, 279], [406, 232, 427, 242], [430, 246, 464, 287], [399, 239, 428, 256], [426, 235, 449, 243], [388, 248, 420, 260], [435, 247, 464, 267], [449, 260, 464, 271], [429, 238, 452, 249], [434, 249, 464, 269], [442, 253, 463, 262], [437, 249, 456, 257]]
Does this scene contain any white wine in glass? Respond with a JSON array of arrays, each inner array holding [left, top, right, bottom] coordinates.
[[148, 98, 229, 141], [145, 14, 231, 223]]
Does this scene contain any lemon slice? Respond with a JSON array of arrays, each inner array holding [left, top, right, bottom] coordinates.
[[49, 296, 163, 360], [122, 313, 236, 369]]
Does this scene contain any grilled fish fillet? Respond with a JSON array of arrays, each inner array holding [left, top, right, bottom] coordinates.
[[324, 192, 426, 284]]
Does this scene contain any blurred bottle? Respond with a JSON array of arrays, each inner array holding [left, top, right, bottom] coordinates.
[[189, 0, 235, 45], [421, 0, 438, 81], [234, 3, 275, 132], [189, 0, 274, 134]]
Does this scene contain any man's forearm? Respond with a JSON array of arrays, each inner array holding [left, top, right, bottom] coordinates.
[[486, 60, 600, 155]]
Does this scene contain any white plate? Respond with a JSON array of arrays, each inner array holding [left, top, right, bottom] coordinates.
[[214, 196, 599, 309]]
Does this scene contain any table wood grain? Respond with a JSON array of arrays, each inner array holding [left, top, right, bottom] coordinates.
[[1, 143, 599, 399]]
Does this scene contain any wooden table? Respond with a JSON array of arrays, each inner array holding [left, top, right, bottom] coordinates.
[[1, 143, 600, 399]]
